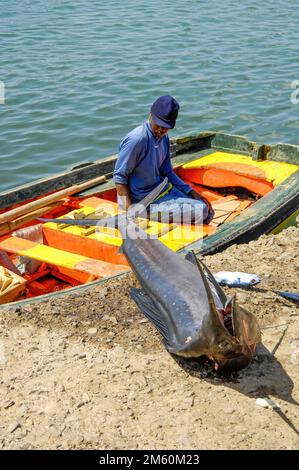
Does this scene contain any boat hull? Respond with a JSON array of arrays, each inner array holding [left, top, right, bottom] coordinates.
[[0, 131, 298, 306]]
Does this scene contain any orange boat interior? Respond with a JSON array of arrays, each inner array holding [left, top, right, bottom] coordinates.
[[0, 158, 280, 303]]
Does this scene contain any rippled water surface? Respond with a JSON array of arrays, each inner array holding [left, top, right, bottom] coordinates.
[[1, 0, 298, 191]]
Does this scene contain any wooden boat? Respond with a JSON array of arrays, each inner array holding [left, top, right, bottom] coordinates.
[[0, 131, 298, 306]]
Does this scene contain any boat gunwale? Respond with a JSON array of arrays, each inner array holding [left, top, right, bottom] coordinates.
[[0, 270, 129, 309]]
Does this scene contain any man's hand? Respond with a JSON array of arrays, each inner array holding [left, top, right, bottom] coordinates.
[[115, 183, 132, 211], [189, 189, 212, 211], [189, 189, 214, 223]]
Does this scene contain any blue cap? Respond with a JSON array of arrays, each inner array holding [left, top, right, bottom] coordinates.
[[150, 95, 180, 129]]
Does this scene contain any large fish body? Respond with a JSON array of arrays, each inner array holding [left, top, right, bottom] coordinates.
[[40, 179, 261, 371], [122, 220, 261, 371]]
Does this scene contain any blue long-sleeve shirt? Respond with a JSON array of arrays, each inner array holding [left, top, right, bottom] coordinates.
[[113, 120, 192, 202]]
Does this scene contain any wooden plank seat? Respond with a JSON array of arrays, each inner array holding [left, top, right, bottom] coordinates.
[[180, 151, 299, 186], [0, 237, 129, 279], [43, 196, 211, 254]]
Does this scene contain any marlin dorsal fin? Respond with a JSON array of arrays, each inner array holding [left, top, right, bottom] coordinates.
[[127, 177, 168, 220], [185, 251, 227, 306], [186, 251, 219, 318], [197, 258, 227, 306]]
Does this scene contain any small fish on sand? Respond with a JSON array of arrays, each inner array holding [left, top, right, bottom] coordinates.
[[214, 271, 261, 287]]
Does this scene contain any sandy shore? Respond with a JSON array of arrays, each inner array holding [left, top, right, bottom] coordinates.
[[0, 223, 298, 450]]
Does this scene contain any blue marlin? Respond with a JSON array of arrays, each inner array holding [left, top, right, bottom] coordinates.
[[39, 179, 261, 372]]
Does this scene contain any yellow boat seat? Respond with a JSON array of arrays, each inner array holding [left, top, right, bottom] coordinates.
[[0, 237, 129, 279], [43, 197, 212, 253], [182, 151, 298, 186]]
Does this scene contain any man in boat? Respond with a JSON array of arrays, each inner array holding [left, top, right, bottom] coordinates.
[[113, 95, 213, 224]]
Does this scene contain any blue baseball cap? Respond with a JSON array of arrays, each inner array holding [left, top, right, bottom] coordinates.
[[150, 95, 180, 129]]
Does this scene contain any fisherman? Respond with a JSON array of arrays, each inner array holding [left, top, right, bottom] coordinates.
[[113, 95, 213, 224]]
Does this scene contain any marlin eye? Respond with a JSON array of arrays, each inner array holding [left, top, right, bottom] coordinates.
[[219, 341, 231, 351]]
